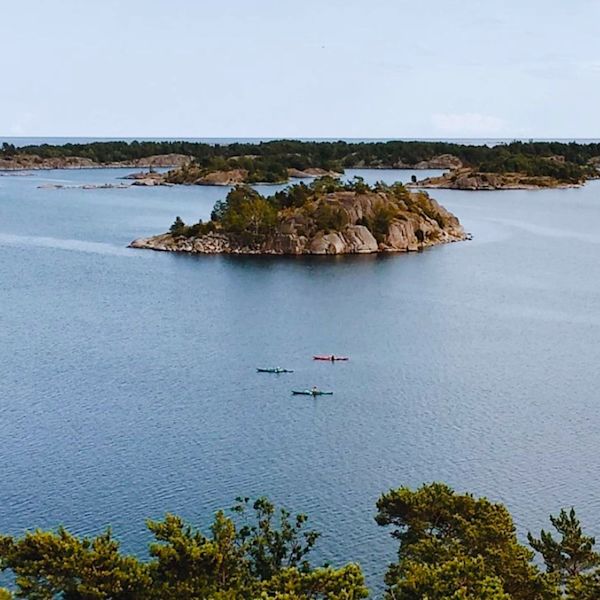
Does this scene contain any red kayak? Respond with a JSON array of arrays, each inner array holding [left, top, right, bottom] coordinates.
[[313, 355, 349, 361]]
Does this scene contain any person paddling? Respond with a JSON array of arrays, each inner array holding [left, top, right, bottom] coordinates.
[[311, 385, 319, 394]]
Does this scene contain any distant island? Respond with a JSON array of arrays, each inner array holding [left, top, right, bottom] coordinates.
[[0, 151, 191, 171], [2, 139, 600, 189], [408, 167, 586, 190], [129, 178, 467, 255]]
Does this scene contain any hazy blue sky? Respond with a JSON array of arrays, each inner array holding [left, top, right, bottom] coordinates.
[[2, 0, 599, 138]]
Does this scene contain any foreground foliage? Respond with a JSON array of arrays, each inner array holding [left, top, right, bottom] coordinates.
[[375, 483, 600, 600], [0, 497, 367, 599], [376, 483, 555, 599], [1, 484, 600, 598]]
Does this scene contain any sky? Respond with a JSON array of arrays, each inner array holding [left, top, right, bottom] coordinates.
[[1, 0, 599, 138]]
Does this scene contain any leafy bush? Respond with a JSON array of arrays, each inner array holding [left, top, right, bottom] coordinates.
[[168, 218, 215, 238], [169, 216, 188, 236], [314, 202, 348, 232], [367, 204, 398, 241]]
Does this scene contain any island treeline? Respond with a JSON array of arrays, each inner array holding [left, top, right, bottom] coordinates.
[[3, 139, 600, 183], [1, 483, 600, 599]]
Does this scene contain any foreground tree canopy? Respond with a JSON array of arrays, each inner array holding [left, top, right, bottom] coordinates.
[[1, 484, 600, 598], [0, 497, 367, 600]]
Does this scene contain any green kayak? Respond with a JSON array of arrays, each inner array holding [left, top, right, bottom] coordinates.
[[257, 368, 293, 373], [292, 390, 333, 396]]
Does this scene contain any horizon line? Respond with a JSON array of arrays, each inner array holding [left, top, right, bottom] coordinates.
[[3, 136, 600, 141]]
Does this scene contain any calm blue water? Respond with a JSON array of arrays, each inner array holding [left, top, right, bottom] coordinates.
[[2, 166, 600, 594]]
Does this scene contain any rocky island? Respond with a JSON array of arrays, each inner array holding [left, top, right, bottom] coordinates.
[[0, 152, 191, 171], [408, 168, 584, 191], [129, 178, 467, 256], [162, 162, 342, 186]]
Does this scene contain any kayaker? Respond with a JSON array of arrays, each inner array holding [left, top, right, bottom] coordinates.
[[311, 385, 319, 394], [330, 355, 335, 361]]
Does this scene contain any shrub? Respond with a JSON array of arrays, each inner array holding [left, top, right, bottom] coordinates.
[[169, 216, 188, 236], [314, 202, 348, 232]]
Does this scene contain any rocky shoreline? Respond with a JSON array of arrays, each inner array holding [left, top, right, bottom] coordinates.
[[163, 166, 344, 186], [129, 228, 468, 255], [0, 153, 192, 171], [352, 154, 464, 170], [408, 168, 583, 191], [38, 180, 174, 190]]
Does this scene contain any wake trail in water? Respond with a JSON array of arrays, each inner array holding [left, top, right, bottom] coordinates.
[[0, 232, 144, 257], [487, 217, 600, 244]]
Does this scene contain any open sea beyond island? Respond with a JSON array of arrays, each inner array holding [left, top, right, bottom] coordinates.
[[2, 159, 600, 592]]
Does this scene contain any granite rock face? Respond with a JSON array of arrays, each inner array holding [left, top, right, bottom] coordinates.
[[0, 154, 191, 171], [287, 167, 342, 179], [195, 169, 249, 186], [409, 168, 581, 190], [352, 154, 463, 170], [411, 154, 463, 169]]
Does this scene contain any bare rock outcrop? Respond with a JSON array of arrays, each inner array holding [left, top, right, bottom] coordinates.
[[386, 154, 463, 170], [412, 154, 463, 170], [195, 169, 249, 186], [287, 167, 342, 179], [131, 154, 191, 168], [0, 155, 98, 170], [588, 156, 600, 172], [0, 153, 191, 171], [409, 168, 581, 190]]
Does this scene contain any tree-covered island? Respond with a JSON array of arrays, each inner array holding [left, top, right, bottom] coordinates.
[[3, 139, 600, 189], [129, 178, 467, 255], [1, 483, 600, 599]]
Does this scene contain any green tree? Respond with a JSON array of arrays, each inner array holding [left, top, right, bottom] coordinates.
[[390, 556, 511, 600], [147, 511, 249, 598], [260, 564, 367, 599], [367, 203, 397, 241], [0, 527, 151, 599], [0, 498, 367, 600], [1, 143, 16, 157], [375, 482, 558, 600], [211, 187, 277, 238], [313, 202, 348, 232], [169, 216, 187, 236], [232, 496, 320, 580], [349, 176, 369, 194], [566, 571, 600, 599], [528, 508, 600, 584]]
